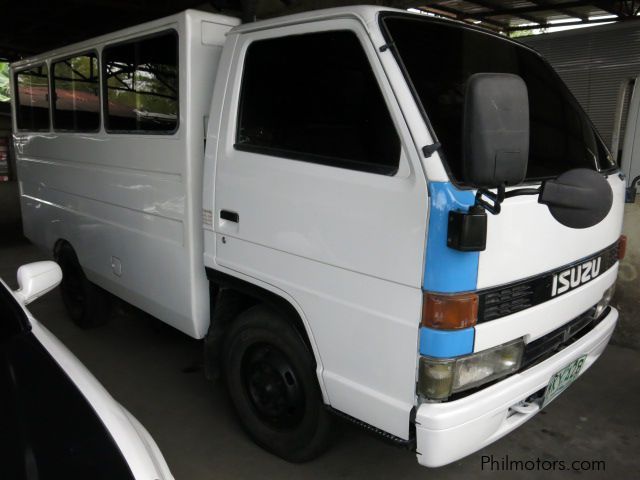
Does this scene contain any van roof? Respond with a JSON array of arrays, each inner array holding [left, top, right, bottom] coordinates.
[[10, 9, 239, 69], [11, 5, 500, 70], [230, 5, 406, 35], [11, 6, 421, 69]]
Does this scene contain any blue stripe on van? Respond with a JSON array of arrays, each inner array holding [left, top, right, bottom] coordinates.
[[423, 182, 479, 292], [419, 326, 475, 357]]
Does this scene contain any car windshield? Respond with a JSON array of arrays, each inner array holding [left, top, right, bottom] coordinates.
[[381, 14, 616, 184], [0, 281, 136, 479], [0, 280, 30, 342]]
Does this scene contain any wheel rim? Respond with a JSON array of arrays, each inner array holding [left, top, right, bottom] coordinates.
[[241, 343, 306, 429]]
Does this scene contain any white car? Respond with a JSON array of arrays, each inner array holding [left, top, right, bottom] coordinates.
[[1, 261, 173, 480]]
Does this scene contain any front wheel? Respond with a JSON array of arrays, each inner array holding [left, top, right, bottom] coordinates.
[[222, 305, 331, 462]]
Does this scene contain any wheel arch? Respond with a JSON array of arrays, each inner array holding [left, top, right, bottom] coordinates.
[[204, 267, 327, 400], [53, 238, 74, 260]]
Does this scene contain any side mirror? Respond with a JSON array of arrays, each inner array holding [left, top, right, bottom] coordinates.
[[539, 169, 613, 229], [15, 261, 63, 305], [463, 73, 530, 188]]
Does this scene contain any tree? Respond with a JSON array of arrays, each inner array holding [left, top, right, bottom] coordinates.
[[0, 62, 9, 102], [509, 28, 547, 39], [509, 29, 534, 38]]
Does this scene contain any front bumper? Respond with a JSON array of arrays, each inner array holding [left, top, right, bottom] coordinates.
[[414, 307, 618, 467]]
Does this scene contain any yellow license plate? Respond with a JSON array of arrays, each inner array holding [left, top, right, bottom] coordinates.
[[542, 355, 587, 408]]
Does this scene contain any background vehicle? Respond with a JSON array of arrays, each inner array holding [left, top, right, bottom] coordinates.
[[1, 261, 173, 480], [0, 137, 9, 181], [10, 6, 625, 467]]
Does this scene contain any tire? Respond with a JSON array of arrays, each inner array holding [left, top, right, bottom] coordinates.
[[223, 305, 331, 462], [55, 243, 112, 329]]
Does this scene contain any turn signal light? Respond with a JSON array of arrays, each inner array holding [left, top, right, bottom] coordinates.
[[618, 235, 627, 260], [422, 292, 479, 330]]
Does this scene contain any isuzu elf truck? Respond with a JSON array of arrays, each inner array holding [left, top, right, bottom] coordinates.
[[11, 6, 626, 466]]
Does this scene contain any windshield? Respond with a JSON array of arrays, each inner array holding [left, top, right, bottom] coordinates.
[[1, 280, 30, 342], [381, 14, 615, 184]]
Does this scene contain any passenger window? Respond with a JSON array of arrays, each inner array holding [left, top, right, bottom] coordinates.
[[52, 53, 100, 131], [236, 31, 400, 175], [103, 31, 178, 133], [15, 65, 50, 131]]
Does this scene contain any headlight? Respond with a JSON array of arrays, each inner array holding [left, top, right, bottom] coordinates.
[[418, 339, 524, 401], [594, 284, 615, 319]]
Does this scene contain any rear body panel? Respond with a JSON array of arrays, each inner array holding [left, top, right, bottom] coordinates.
[[11, 11, 239, 339]]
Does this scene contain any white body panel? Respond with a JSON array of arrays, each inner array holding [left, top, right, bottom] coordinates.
[[205, 15, 429, 439], [477, 176, 625, 289], [475, 263, 618, 351], [12, 11, 240, 339], [474, 175, 624, 351], [5, 277, 173, 480]]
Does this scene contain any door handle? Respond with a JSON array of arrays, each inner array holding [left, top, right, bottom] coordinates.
[[220, 210, 239, 223]]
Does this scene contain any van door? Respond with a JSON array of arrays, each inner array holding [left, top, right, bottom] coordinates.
[[209, 20, 428, 439]]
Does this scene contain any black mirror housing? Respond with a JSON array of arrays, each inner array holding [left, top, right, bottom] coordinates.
[[463, 73, 530, 188], [539, 169, 613, 229]]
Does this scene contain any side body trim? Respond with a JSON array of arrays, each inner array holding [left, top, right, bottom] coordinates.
[[419, 326, 475, 358], [424, 182, 478, 293]]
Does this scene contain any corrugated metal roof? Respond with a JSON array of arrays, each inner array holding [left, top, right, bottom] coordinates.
[[521, 21, 640, 151], [2, 0, 639, 60], [414, 0, 640, 31]]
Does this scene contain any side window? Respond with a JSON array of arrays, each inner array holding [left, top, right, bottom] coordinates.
[[15, 65, 50, 131], [236, 31, 401, 175], [52, 53, 100, 131], [103, 31, 178, 133]]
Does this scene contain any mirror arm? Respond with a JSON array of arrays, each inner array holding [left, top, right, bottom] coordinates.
[[474, 185, 541, 215], [625, 175, 640, 203], [504, 187, 541, 198], [474, 185, 505, 215], [422, 142, 442, 158]]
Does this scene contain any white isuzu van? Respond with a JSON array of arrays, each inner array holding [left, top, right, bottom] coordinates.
[[10, 6, 626, 467]]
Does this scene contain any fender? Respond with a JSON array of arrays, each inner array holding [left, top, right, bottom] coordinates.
[[204, 266, 328, 401]]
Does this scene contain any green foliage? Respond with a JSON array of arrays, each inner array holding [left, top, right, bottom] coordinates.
[[55, 55, 100, 97], [0, 62, 9, 102], [509, 30, 534, 38], [107, 63, 177, 116], [509, 28, 547, 39]]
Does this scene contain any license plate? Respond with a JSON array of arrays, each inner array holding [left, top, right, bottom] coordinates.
[[542, 355, 587, 408]]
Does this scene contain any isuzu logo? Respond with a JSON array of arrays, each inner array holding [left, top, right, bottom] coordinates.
[[551, 257, 602, 297]]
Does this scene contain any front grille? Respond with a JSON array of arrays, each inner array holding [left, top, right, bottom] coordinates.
[[521, 306, 608, 369], [477, 242, 618, 323], [482, 283, 534, 320]]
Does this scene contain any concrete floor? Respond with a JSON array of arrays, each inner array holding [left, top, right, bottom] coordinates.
[[2, 232, 640, 479]]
